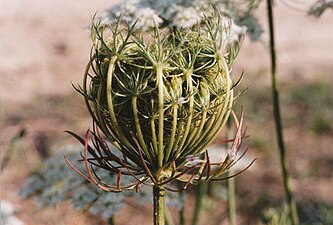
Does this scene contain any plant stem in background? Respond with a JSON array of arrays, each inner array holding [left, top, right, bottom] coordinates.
[[108, 216, 115, 225], [266, 1, 299, 225], [1, 128, 26, 172], [227, 175, 236, 225], [178, 184, 186, 225], [153, 186, 165, 225], [227, 119, 236, 225], [165, 206, 175, 225], [191, 182, 208, 225]]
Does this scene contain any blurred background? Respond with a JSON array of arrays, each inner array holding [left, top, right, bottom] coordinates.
[[1, 0, 332, 224]]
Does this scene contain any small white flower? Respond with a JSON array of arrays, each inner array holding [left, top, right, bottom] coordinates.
[[229, 23, 247, 42], [172, 6, 201, 28], [177, 97, 188, 104], [185, 155, 203, 167], [134, 8, 163, 29]]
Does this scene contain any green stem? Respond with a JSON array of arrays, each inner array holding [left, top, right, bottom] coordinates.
[[266, 1, 299, 225], [153, 186, 165, 225], [164, 206, 175, 225], [227, 175, 236, 225], [106, 56, 132, 149], [191, 182, 207, 225], [132, 96, 153, 165], [227, 119, 236, 225], [108, 216, 115, 225], [175, 69, 194, 157], [184, 56, 233, 157], [165, 105, 178, 162], [155, 64, 165, 168], [178, 191, 186, 225], [1, 128, 26, 172]]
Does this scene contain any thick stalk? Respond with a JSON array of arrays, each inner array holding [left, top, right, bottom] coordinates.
[[227, 119, 236, 225], [266, 1, 299, 225], [153, 186, 165, 225]]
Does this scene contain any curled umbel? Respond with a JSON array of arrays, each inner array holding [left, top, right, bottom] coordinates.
[[67, 11, 252, 192]]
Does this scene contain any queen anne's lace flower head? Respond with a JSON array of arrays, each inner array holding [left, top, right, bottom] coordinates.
[[65, 9, 254, 192]]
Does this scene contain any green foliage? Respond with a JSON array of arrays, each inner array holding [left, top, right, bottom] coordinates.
[[19, 146, 182, 220], [289, 81, 333, 134], [263, 202, 333, 225], [298, 201, 333, 225], [263, 205, 291, 225], [238, 85, 272, 122], [238, 79, 333, 150], [20, 149, 127, 218]]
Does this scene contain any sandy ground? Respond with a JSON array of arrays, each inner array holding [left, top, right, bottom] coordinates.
[[1, 0, 332, 225], [0, 0, 120, 104]]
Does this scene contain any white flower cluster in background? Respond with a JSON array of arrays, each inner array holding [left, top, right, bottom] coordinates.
[[100, 0, 263, 41], [171, 6, 201, 28], [0, 200, 25, 225], [101, 0, 163, 29]]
